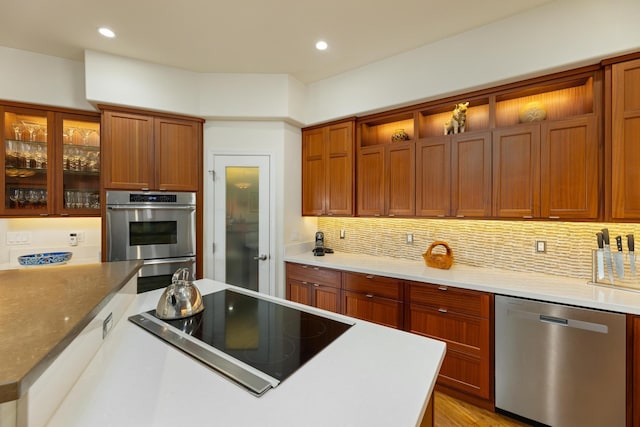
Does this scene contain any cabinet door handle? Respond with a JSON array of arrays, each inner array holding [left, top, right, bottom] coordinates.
[[374, 214, 381, 217], [438, 286, 448, 291], [60, 213, 69, 216], [327, 212, 333, 216], [549, 216, 560, 219], [302, 281, 309, 285], [302, 265, 308, 269], [437, 214, 445, 218], [388, 214, 395, 217], [522, 215, 533, 219], [313, 267, 320, 271], [365, 294, 374, 298], [438, 308, 448, 313], [313, 283, 320, 287], [365, 275, 375, 279], [141, 187, 150, 191], [456, 214, 465, 218]]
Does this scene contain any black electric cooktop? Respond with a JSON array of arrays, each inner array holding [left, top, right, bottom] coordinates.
[[129, 289, 353, 396]]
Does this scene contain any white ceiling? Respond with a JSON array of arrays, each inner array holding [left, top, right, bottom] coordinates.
[[0, 0, 553, 83]]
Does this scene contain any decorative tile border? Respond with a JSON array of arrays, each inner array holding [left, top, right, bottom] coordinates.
[[317, 217, 640, 282]]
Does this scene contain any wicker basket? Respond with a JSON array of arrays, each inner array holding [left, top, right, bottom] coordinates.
[[422, 241, 454, 270]]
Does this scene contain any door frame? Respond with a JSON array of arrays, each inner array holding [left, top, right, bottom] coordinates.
[[206, 151, 276, 295]]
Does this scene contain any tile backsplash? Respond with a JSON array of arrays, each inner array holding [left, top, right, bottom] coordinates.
[[317, 217, 640, 281]]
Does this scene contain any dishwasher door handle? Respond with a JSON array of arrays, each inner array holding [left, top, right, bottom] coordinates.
[[508, 308, 610, 334], [539, 315, 568, 325]]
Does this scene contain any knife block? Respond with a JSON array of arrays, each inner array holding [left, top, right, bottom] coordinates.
[[590, 249, 640, 292]]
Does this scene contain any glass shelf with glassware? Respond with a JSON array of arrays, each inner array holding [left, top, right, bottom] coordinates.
[[1, 103, 101, 217]]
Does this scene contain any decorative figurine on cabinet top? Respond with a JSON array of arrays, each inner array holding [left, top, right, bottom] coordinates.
[[444, 102, 469, 135], [519, 101, 547, 123], [391, 128, 409, 142]]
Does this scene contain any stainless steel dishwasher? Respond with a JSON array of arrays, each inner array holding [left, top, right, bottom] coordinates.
[[495, 295, 626, 426]]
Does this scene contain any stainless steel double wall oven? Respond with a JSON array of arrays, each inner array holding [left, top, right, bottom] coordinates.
[[106, 191, 196, 293]]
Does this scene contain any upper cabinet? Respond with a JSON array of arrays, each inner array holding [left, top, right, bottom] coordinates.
[[611, 57, 640, 220], [101, 107, 203, 192], [357, 112, 415, 217], [302, 119, 355, 216], [492, 73, 600, 220], [1, 102, 100, 217]]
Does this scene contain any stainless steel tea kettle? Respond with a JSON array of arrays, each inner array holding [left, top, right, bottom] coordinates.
[[155, 267, 204, 320]]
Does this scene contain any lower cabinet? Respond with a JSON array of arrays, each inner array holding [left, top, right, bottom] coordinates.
[[285, 263, 342, 313], [405, 281, 493, 407], [285, 262, 491, 407], [342, 272, 404, 329]]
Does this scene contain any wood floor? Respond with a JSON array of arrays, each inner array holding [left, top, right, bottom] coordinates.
[[434, 392, 533, 427]]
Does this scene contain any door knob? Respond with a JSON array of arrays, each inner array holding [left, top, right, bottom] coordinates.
[[253, 254, 268, 261]]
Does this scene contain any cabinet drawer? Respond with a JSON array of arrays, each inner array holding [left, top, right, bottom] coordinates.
[[343, 290, 403, 329], [407, 281, 490, 318], [343, 272, 403, 300], [407, 304, 489, 357], [437, 349, 490, 400], [286, 263, 342, 288]]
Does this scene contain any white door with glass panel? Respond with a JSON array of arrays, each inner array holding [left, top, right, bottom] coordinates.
[[210, 155, 272, 294]]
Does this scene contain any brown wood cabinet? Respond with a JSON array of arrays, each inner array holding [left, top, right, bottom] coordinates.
[[416, 99, 492, 218], [406, 281, 493, 407], [342, 272, 404, 329], [101, 106, 202, 191], [285, 262, 492, 407], [357, 112, 415, 217], [1, 101, 101, 217], [493, 117, 598, 219], [611, 58, 640, 220], [301, 119, 355, 216], [285, 262, 342, 313]]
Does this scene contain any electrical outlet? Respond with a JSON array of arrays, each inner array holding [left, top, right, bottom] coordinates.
[[406, 233, 414, 244], [536, 241, 546, 253], [69, 233, 78, 246]]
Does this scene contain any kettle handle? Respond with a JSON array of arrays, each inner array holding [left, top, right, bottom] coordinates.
[[172, 267, 192, 284]]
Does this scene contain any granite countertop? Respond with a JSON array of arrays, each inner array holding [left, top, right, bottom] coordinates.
[[0, 260, 142, 403], [284, 251, 640, 315]]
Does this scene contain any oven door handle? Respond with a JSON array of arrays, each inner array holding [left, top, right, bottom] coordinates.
[[106, 205, 195, 211], [142, 257, 196, 266]]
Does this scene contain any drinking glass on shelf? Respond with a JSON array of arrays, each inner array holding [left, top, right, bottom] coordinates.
[[11, 122, 23, 140], [64, 191, 74, 209], [64, 127, 76, 144], [5, 140, 17, 168], [21, 121, 40, 142], [9, 189, 22, 209], [39, 190, 47, 208], [79, 128, 94, 145], [27, 190, 40, 208]]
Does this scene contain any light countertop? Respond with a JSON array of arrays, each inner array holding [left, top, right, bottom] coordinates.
[[0, 260, 142, 403], [45, 280, 446, 427], [284, 251, 640, 315]]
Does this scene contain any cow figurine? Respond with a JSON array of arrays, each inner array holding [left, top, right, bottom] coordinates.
[[444, 102, 469, 135]]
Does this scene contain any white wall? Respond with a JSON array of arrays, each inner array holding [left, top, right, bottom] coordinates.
[[0, 46, 92, 111], [304, 0, 640, 124], [202, 120, 314, 297]]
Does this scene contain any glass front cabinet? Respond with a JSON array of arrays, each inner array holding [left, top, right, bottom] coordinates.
[[1, 103, 100, 217]]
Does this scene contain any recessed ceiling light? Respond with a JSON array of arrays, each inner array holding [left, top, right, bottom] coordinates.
[[315, 40, 328, 51], [98, 27, 116, 38]]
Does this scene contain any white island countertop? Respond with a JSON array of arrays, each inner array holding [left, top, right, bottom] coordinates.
[[46, 279, 446, 427], [285, 251, 640, 315]]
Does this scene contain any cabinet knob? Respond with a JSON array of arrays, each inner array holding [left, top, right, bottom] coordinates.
[[313, 283, 320, 287], [365, 274, 375, 279], [438, 308, 448, 313], [302, 281, 309, 285], [302, 265, 308, 268], [313, 267, 320, 271], [438, 286, 448, 291], [365, 294, 374, 298]]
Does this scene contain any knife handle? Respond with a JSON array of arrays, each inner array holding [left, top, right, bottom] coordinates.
[[602, 228, 610, 245], [616, 235, 623, 252], [596, 232, 604, 249], [628, 234, 635, 252]]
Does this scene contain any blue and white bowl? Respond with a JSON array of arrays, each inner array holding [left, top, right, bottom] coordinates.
[[18, 252, 73, 266]]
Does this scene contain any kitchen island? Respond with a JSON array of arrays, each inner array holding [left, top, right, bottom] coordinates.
[[44, 279, 446, 427], [0, 261, 142, 427]]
